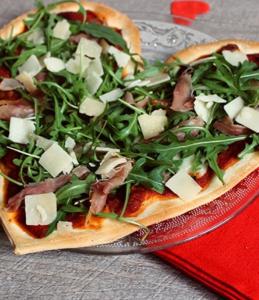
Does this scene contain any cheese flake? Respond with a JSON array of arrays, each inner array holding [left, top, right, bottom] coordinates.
[[16, 71, 37, 93], [224, 96, 244, 119], [0, 78, 23, 91], [194, 99, 210, 123], [39, 143, 74, 177], [235, 106, 259, 133], [65, 136, 76, 151], [99, 88, 124, 103], [86, 72, 103, 95], [138, 109, 168, 139], [96, 156, 127, 177], [222, 50, 247, 67], [27, 28, 45, 45], [146, 73, 171, 87], [86, 58, 104, 77], [53, 19, 71, 40], [195, 93, 227, 103], [25, 193, 57, 226], [57, 221, 73, 232], [165, 170, 202, 201], [76, 38, 102, 59], [18, 55, 42, 77], [9, 117, 35, 144], [66, 55, 91, 75], [79, 97, 106, 117], [44, 57, 65, 73], [108, 46, 130, 68]]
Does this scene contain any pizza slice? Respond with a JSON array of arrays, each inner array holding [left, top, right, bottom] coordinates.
[[0, 9, 258, 257]]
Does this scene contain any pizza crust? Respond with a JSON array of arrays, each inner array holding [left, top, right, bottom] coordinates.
[[1, 152, 258, 255], [166, 39, 259, 64]]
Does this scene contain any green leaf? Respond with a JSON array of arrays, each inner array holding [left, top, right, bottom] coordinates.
[[238, 134, 259, 159], [46, 210, 66, 236], [61, 204, 88, 213], [80, 23, 128, 51], [56, 174, 96, 204]]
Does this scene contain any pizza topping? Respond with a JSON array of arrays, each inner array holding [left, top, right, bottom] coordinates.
[[7, 174, 71, 211], [224, 96, 244, 119], [214, 116, 250, 136], [171, 71, 194, 112], [16, 72, 37, 93], [165, 170, 202, 201], [235, 106, 259, 133], [96, 156, 128, 178], [43, 57, 65, 73], [27, 28, 45, 45], [25, 193, 57, 226], [18, 55, 42, 77], [222, 50, 248, 66], [174, 116, 205, 141], [99, 88, 124, 102], [39, 143, 74, 177], [52, 19, 71, 40], [79, 97, 106, 117], [0, 99, 34, 120], [138, 109, 168, 139], [0, 78, 23, 91], [89, 161, 132, 214], [8, 117, 35, 144], [108, 46, 131, 68], [57, 221, 73, 232]]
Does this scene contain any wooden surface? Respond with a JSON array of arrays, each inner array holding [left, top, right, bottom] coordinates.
[[1, 0, 258, 299]]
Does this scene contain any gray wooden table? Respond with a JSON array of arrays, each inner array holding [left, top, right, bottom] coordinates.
[[1, 0, 258, 299]]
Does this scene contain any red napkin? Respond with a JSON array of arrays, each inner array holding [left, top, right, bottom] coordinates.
[[156, 192, 259, 299]]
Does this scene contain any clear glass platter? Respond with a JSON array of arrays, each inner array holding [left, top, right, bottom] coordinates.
[[74, 21, 258, 254]]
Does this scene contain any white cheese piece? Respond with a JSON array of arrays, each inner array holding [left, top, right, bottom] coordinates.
[[66, 55, 91, 75], [18, 55, 42, 77], [86, 72, 103, 95], [195, 93, 227, 103], [76, 38, 102, 59], [16, 71, 37, 93], [0, 78, 23, 91], [33, 134, 56, 150], [235, 106, 259, 133], [99, 88, 124, 103], [9, 117, 35, 144], [70, 150, 79, 166], [194, 99, 210, 123], [179, 155, 195, 174], [65, 136, 76, 152], [44, 57, 65, 73], [27, 28, 45, 45], [96, 156, 127, 176], [224, 96, 244, 119], [79, 97, 106, 117], [138, 109, 168, 140], [222, 50, 248, 67], [146, 73, 170, 87], [95, 147, 120, 153], [25, 193, 57, 226], [108, 46, 131, 68], [124, 79, 150, 89], [39, 143, 74, 177], [52, 19, 71, 40], [57, 221, 73, 232], [165, 170, 202, 201], [86, 58, 104, 77]]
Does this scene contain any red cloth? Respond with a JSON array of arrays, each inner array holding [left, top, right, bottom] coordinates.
[[156, 194, 259, 299]]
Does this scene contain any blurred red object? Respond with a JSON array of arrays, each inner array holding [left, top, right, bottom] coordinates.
[[171, 0, 210, 25]]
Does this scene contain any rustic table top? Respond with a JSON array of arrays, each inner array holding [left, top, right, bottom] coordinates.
[[1, 0, 258, 299]]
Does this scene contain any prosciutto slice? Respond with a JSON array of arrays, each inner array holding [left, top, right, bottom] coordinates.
[[0, 99, 34, 120], [175, 116, 205, 141], [7, 174, 71, 211], [171, 71, 194, 112], [213, 116, 250, 136], [89, 161, 133, 214]]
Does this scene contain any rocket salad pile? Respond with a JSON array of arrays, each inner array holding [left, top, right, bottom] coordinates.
[[0, 1, 258, 237]]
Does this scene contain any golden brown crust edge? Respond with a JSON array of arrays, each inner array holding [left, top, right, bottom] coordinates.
[[1, 152, 258, 255], [0, 1, 141, 55], [166, 39, 259, 64]]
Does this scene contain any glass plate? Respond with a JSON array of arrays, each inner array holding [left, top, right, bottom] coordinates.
[[75, 21, 258, 254]]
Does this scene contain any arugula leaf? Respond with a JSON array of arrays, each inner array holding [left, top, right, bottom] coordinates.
[[46, 210, 66, 236], [80, 23, 128, 51], [238, 134, 259, 158]]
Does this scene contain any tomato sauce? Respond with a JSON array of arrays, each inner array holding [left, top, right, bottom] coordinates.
[[59, 11, 103, 24]]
